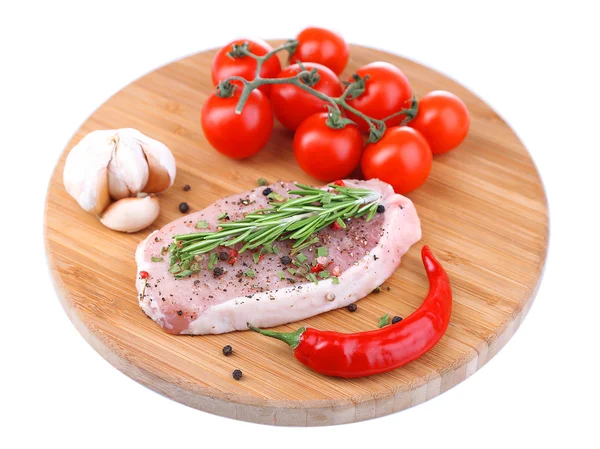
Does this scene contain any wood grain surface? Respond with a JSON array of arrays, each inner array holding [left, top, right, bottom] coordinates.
[[44, 42, 549, 426]]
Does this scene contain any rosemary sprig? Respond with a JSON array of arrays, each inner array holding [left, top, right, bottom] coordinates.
[[169, 184, 380, 268]]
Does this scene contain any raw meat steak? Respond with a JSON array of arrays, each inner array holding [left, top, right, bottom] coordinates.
[[135, 179, 421, 334]]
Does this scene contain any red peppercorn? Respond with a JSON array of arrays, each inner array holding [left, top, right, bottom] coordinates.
[[331, 221, 341, 231], [139, 271, 149, 279], [333, 180, 345, 186], [311, 263, 325, 273], [227, 249, 239, 265]]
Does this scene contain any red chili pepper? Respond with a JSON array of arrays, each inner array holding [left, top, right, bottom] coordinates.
[[139, 271, 149, 279], [310, 263, 325, 273], [248, 246, 452, 378], [227, 249, 239, 265], [331, 221, 341, 231], [333, 180, 345, 187]]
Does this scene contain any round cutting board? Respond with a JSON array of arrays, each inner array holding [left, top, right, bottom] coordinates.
[[44, 41, 548, 426]]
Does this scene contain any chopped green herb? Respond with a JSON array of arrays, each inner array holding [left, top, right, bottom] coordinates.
[[190, 263, 201, 272], [181, 260, 191, 271], [208, 252, 219, 270], [336, 217, 347, 229], [277, 271, 285, 280], [175, 270, 193, 278], [244, 268, 255, 278], [316, 247, 328, 258], [290, 236, 320, 255], [168, 243, 178, 253], [306, 273, 318, 284], [272, 245, 278, 254], [331, 277, 340, 285], [378, 314, 390, 328], [296, 253, 308, 263], [267, 191, 286, 202], [373, 286, 382, 293], [318, 270, 330, 279], [253, 252, 261, 264], [151, 256, 164, 262], [169, 264, 182, 274], [257, 178, 268, 186], [320, 192, 333, 204], [195, 220, 209, 229], [288, 268, 297, 276], [262, 243, 275, 254], [161, 246, 168, 255], [217, 212, 229, 220]]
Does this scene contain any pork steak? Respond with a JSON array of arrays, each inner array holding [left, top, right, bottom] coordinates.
[[135, 179, 421, 334]]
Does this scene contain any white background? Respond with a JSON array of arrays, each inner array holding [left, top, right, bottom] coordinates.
[[2, 1, 599, 448]]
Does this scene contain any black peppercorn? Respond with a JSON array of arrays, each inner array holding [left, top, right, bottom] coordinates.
[[377, 205, 385, 213], [392, 316, 403, 324], [280, 255, 292, 265], [347, 303, 358, 312], [262, 187, 273, 196], [213, 266, 225, 278], [179, 202, 189, 213], [219, 251, 228, 261], [177, 310, 183, 316], [222, 345, 233, 356], [232, 369, 243, 380], [183, 184, 191, 191]]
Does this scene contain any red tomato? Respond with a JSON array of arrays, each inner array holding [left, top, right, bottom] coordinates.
[[361, 126, 432, 194], [409, 90, 470, 154], [345, 62, 412, 132], [291, 27, 349, 75], [211, 39, 281, 96], [270, 62, 343, 131], [293, 113, 363, 181], [201, 89, 273, 159]]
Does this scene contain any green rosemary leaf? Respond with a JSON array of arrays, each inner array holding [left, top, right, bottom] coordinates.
[[253, 252, 261, 264], [290, 237, 319, 255], [161, 246, 168, 255], [217, 212, 229, 221], [151, 256, 163, 262], [331, 277, 340, 285], [244, 268, 255, 278], [336, 217, 347, 228], [320, 192, 333, 204], [169, 264, 182, 274], [316, 247, 328, 258], [195, 220, 209, 229], [208, 253, 219, 270], [378, 314, 390, 328]]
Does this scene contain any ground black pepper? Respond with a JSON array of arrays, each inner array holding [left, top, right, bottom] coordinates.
[[183, 184, 191, 191], [213, 267, 225, 278]]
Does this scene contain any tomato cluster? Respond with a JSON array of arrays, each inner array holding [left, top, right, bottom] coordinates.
[[202, 27, 470, 195]]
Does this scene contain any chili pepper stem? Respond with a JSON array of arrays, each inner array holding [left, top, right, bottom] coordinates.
[[247, 323, 305, 350]]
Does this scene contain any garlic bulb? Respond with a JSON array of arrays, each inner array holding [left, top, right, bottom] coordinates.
[[63, 128, 176, 232]]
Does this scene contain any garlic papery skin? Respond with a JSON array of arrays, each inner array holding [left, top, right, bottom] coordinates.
[[63, 128, 176, 232], [63, 130, 116, 214], [100, 195, 160, 233]]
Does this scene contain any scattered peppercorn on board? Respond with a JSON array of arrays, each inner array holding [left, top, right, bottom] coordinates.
[[44, 42, 549, 426]]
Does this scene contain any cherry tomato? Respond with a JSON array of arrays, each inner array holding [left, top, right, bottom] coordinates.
[[293, 112, 363, 181], [361, 126, 432, 194], [290, 27, 349, 75], [270, 62, 343, 131], [211, 39, 281, 97], [345, 62, 413, 132], [201, 88, 273, 159], [409, 90, 470, 154]]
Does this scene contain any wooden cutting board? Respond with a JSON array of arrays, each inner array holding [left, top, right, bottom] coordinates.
[[44, 41, 548, 426]]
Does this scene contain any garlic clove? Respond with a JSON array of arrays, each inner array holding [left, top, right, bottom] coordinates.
[[107, 132, 149, 200], [120, 128, 176, 193], [63, 130, 115, 214], [100, 195, 160, 233]]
